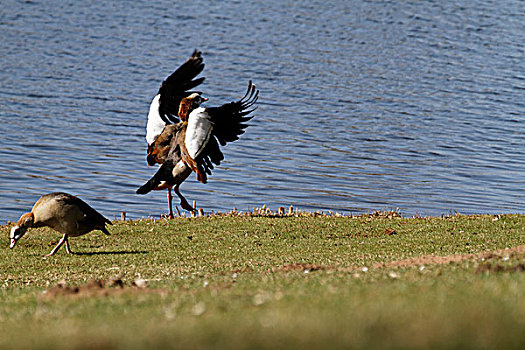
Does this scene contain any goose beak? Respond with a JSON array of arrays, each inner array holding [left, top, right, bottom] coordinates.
[[202, 97, 209, 102], [9, 238, 17, 249]]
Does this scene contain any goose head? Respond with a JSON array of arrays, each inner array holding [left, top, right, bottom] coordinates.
[[178, 93, 208, 121], [10, 212, 34, 249]]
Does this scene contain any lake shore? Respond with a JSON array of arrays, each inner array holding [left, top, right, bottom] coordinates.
[[1, 213, 524, 349]]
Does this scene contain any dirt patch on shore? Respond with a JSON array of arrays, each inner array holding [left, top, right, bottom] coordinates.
[[274, 245, 525, 274], [41, 277, 166, 299], [372, 245, 525, 269], [276, 263, 326, 272]]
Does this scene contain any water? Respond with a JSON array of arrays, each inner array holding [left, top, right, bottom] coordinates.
[[1, 0, 523, 221]]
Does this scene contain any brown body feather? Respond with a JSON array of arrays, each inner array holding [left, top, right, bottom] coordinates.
[[147, 123, 184, 166]]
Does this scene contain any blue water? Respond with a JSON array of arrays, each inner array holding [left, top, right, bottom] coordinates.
[[1, 0, 524, 221]]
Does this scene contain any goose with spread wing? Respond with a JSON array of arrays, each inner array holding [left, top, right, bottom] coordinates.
[[137, 80, 258, 215], [143, 50, 206, 218]]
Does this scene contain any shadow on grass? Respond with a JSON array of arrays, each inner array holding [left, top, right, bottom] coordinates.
[[73, 250, 149, 256]]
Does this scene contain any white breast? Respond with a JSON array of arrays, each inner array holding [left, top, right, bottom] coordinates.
[[146, 94, 165, 145], [185, 107, 213, 159]]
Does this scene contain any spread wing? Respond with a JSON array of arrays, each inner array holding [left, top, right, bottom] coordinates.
[[157, 50, 205, 124], [190, 80, 259, 183], [146, 50, 204, 162]]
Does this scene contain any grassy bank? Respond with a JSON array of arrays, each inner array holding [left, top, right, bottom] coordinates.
[[0, 213, 524, 349]]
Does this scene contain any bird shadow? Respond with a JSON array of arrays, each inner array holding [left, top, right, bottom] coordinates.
[[72, 250, 149, 256]]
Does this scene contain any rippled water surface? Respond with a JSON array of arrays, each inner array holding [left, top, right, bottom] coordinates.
[[1, 0, 524, 221]]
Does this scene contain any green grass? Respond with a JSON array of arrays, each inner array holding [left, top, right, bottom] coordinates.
[[0, 213, 524, 349]]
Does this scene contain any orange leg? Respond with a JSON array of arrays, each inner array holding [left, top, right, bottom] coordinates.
[[167, 188, 174, 219]]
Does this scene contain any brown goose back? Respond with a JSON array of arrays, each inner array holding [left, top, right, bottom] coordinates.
[[32, 192, 111, 237]]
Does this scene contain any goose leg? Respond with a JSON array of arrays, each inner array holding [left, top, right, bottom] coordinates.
[[174, 184, 195, 212], [46, 233, 68, 256], [167, 188, 174, 219], [64, 236, 74, 254]]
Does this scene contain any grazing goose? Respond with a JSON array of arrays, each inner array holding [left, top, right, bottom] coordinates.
[[137, 80, 259, 214], [9, 192, 112, 256], [144, 49, 206, 218]]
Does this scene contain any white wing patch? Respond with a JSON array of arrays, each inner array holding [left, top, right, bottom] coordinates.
[[185, 107, 213, 159], [146, 94, 166, 145]]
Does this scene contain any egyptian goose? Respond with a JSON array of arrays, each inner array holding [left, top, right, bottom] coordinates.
[[9, 192, 112, 256], [144, 50, 206, 218], [136, 80, 259, 213]]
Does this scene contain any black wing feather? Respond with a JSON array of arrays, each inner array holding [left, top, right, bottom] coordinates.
[[158, 50, 205, 124], [194, 80, 258, 179], [205, 80, 258, 146]]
